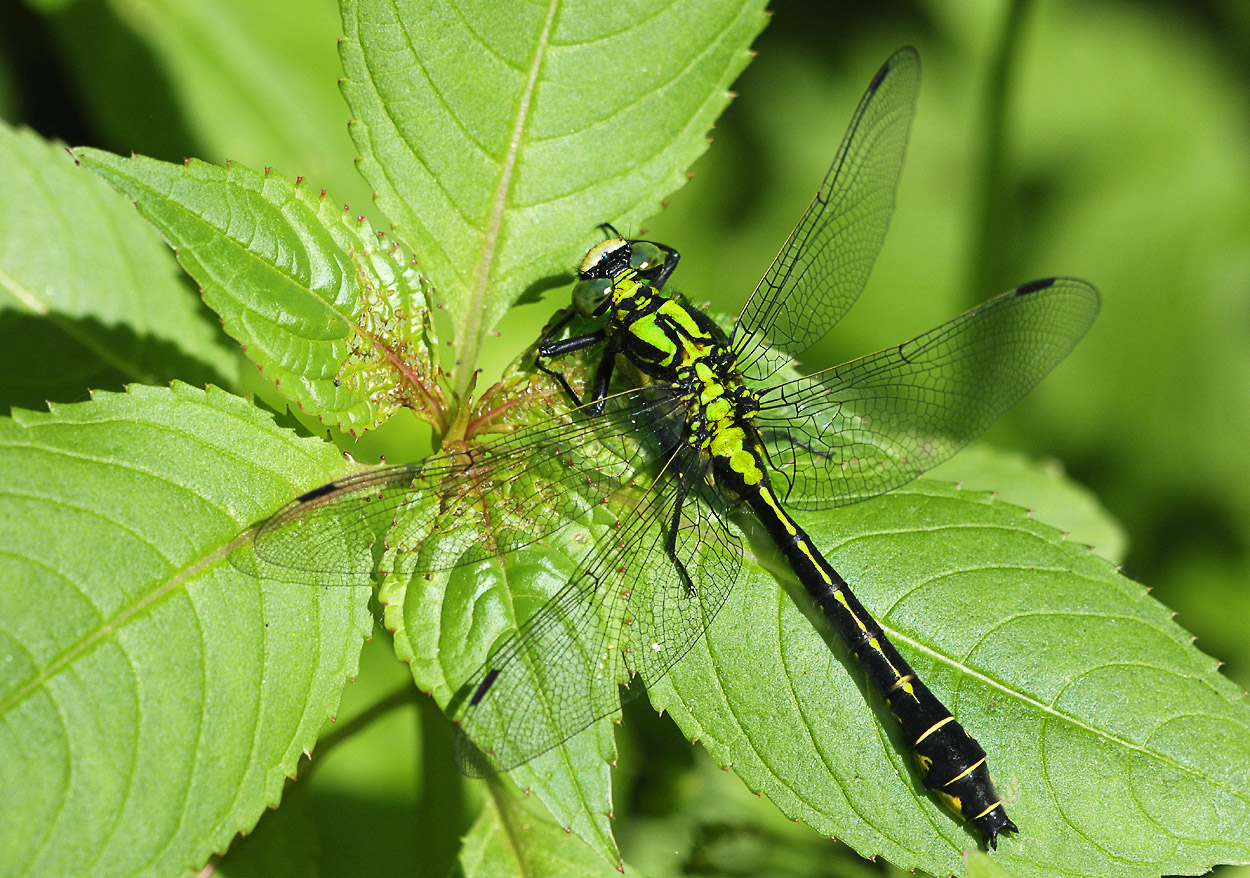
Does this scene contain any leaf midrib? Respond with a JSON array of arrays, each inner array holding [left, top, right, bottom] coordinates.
[[453, 0, 559, 403], [875, 549, 1250, 804]]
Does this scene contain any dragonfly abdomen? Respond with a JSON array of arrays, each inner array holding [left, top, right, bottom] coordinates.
[[737, 479, 1018, 847]]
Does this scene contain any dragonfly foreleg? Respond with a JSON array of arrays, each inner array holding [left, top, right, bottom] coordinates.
[[537, 321, 610, 409]]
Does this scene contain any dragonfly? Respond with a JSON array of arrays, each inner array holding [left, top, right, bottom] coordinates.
[[234, 47, 1098, 848]]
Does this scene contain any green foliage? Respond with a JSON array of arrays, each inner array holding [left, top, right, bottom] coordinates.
[[930, 446, 1128, 563], [2, 2, 1249, 878], [76, 150, 442, 435], [28, 0, 371, 210], [0, 383, 373, 876], [338, 0, 766, 399], [0, 123, 234, 410]]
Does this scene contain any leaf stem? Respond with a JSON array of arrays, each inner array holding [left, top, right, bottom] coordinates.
[[309, 682, 420, 763], [453, 0, 560, 403], [967, 0, 1030, 306]]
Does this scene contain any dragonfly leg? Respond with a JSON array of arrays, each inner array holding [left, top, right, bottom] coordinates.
[[537, 319, 609, 408], [662, 488, 697, 598]]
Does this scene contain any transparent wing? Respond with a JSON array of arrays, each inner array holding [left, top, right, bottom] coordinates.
[[732, 46, 919, 382], [756, 278, 1100, 510], [230, 387, 686, 586], [454, 444, 741, 775]]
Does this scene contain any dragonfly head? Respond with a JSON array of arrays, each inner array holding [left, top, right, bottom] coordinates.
[[573, 238, 670, 317]]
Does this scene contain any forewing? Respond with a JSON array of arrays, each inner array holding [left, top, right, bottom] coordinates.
[[756, 278, 1100, 510], [455, 445, 741, 775], [732, 47, 919, 382], [231, 387, 683, 586]]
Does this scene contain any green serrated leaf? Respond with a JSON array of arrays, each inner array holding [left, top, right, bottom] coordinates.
[[338, 0, 770, 398], [0, 121, 234, 409], [929, 445, 1128, 564], [647, 479, 1250, 877], [452, 789, 641, 878], [38, 0, 373, 215], [74, 150, 444, 435], [0, 383, 372, 878]]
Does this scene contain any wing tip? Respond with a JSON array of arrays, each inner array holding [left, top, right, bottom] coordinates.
[[874, 46, 920, 92]]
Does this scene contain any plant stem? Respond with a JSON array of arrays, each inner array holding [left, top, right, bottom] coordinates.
[[309, 683, 419, 765], [968, 0, 1031, 305]]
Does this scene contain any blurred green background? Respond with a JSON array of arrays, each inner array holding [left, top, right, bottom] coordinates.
[[4, 0, 1247, 875]]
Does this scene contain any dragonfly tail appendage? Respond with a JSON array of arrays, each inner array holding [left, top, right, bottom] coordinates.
[[867, 619, 1018, 848], [822, 576, 1016, 847], [744, 486, 1016, 848]]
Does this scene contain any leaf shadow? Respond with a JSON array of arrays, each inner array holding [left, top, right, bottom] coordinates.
[[514, 270, 575, 309], [0, 310, 234, 412], [44, 0, 204, 163]]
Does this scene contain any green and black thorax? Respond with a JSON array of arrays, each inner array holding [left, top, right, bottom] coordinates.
[[241, 48, 1099, 849], [541, 235, 768, 499], [539, 232, 1025, 846]]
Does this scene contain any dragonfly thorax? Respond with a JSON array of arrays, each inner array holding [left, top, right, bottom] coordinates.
[[595, 269, 768, 485]]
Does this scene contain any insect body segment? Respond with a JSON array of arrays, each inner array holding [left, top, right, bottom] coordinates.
[[547, 230, 1018, 845], [752, 491, 1014, 841], [239, 47, 1097, 851]]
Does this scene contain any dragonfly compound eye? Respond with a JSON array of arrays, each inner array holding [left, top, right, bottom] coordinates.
[[628, 241, 665, 274], [572, 276, 614, 317]]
